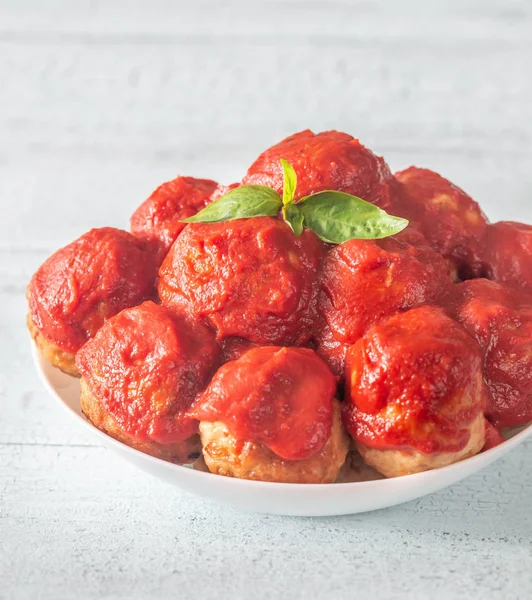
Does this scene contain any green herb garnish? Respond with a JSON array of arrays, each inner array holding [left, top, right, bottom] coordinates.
[[182, 159, 408, 244]]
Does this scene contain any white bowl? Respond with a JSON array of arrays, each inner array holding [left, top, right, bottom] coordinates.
[[32, 344, 532, 516]]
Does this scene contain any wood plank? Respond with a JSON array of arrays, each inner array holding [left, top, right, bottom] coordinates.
[[2, 442, 532, 599], [1, 0, 530, 42], [1, 38, 530, 160]]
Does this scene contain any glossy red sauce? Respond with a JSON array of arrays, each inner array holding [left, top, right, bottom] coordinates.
[[343, 306, 486, 454], [158, 217, 325, 345], [394, 167, 488, 277], [189, 346, 336, 460], [130, 176, 218, 254], [28, 129, 532, 459], [313, 314, 349, 379], [76, 301, 220, 444], [317, 231, 452, 347], [448, 279, 532, 428], [243, 129, 397, 211], [482, 221, 532, 293], [483, 420, 505, 450], [219, 337, 257, 363], [27, 227, 159, 353]]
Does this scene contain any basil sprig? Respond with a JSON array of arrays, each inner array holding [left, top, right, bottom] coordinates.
[[182, 185, 281, 223], [298, 191, 408, 243], [280, 158, 297, 206], [283, 203, 304, 236], [182, 159, 408, 244]]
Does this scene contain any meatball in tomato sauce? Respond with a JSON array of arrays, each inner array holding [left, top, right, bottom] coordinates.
[[130, 176, 218, 256], [158, 217, 324, 346], [243, 129, 397, 211], [27, 227, 159, 376], [313, 316, 350, 379], [76, 301, 220, 463], [481, 221, 532, 293], [343, 306, 487, 477], [394, 167, 488, 278], [189, 346, 349, 483], [483, 421, 505, 451], [314, 232, 452, 375], [449, 279, 532, 428]]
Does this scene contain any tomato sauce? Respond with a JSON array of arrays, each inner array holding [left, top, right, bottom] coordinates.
[[76, 301, 220, 444], [28, 129, 532, 466], [189, 346, 336, 461], [27, 227, 159, 353], [447, 279, 532, 428], [316, 232, 452, 348], [158, 217, 325, 346], [343, 306, 486, 454], [131, 176, 218, 254], [394, 167, 488, 278], [243, 129, 397, 211], [482, 221, 532, 293], [483, 420, 505, 450]]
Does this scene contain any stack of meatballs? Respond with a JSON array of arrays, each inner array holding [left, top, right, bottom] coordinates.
[[27, 130, 532, 483]]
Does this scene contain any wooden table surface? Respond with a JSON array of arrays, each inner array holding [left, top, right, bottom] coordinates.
[[1, 2, 531, 598]]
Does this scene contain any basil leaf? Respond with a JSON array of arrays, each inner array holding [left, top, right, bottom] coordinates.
[[280, 158, 297, 206], [282, 203, 304, 236], [181, 185, 282, 223], [299, 191, 409, 244]]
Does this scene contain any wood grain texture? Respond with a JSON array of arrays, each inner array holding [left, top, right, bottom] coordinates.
[[1, 1, 532, 598], [2, 441, 532, 600]]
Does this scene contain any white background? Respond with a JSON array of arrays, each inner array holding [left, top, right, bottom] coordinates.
[[1, 1, 531, 599]]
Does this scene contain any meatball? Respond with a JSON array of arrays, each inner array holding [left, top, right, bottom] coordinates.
[[313, 315, 349, 379], [80, 379, 201, 463], [315, 232, 452, 372], [481, 221, 532, 293], [76, 301, 220, 462], [158, 217, 324, 345], [395, 224, 461, 281], [243, 129, 397, 211], [445, 278, 532, 347], [130, 176, 218, 254], [219, 337, 257, 363], [335, 449, 385, 483], [483, 420, 505, 451], [449, 279, 532, 428], [198, 402, 348, 484], [27, 227, 159, 376], [27, 315, 80, 377], [343, 306, 487, 477], [394, 167, 488, 277], [189, 346, 349, 483]]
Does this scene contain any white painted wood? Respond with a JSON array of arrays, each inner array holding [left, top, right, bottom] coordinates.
[[2, 441, 532, 599], [1, 0, 532, 597], [1, 39, 530, 156], [1, 0, 531, 41]]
